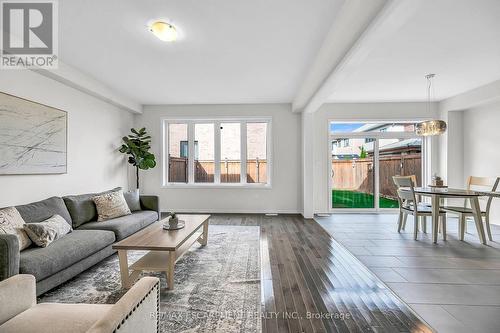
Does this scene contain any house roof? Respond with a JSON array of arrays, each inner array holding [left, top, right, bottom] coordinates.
[[352, 123, 386, 132], [366, 138, 421, 153]]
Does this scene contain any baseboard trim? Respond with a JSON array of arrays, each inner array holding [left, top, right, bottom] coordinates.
[[161, 208, 301, 215]]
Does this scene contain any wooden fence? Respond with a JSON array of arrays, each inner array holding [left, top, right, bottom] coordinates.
[[168, 157, 267, 183], [332, 154, 421, 199]]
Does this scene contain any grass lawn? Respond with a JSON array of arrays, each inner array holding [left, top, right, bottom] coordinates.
[[332, 190, 399, 209]]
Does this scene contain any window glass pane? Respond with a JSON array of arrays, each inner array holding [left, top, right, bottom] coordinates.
[[247, 123, 267, 183], [331, 137, 375, 209], [330, 122, 416, 133], [379, 137, 422, 208], [180, 141, 188, 157], [194, 123, 214, 183], [168, 123, 188, 183], [220, 123, 241, 183]]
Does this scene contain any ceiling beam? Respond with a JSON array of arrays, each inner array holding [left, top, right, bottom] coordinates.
[[32, 62, 142, 114], [439, 79, 500, 112], [292, 0, 422, 113]]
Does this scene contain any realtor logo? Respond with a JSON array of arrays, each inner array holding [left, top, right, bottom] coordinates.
[[1, 0, 58, 69]]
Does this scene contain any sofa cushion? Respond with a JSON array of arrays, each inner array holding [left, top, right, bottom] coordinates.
[[77, 211, 158, 241], [15, 197, 72, 226], [0, 303, 112, 333], [19, 230, 115, 281], [63, 188, 120, 228]]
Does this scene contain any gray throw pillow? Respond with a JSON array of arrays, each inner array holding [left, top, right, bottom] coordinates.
[[24, 214, 72, 247], [63, 187, 121, 228], [123, 190, 141, 211]]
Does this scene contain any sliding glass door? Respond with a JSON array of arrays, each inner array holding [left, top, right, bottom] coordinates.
[[329, 122, 426, 212], [331, 137, 376, 209], [378, 137, 423, 208]]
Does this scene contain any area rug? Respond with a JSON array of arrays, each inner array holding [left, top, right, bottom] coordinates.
[[39, 225, 261, 333]]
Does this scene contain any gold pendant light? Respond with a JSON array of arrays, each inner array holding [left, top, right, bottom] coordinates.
[[415, 74, 447, 136]]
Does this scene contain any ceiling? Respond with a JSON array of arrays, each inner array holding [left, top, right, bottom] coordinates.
[[327, 0, 500, 102], [58, 0, 343, 105]]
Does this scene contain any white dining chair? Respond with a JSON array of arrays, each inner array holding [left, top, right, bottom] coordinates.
[[442, 176, 499, 241], [395, 174, 429, 231], [393, 176, 447, 240]]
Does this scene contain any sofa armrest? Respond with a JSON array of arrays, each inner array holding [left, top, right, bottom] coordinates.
[[140, 195, 160, 221], [0, 274, 36, 325], [86, 277, 160, 333], [0, 234, 20, 282]]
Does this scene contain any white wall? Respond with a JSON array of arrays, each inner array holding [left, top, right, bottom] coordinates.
[[137, 104, 302, 214], [302, 112, 314, 218], [462, 101, 500, 224], [444, 111, 464, 188], [311, 102, 439, 213], [0, 70, 134, 207]]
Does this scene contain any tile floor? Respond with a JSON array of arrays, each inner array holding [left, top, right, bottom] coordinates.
[[315, 213, 500, 333]]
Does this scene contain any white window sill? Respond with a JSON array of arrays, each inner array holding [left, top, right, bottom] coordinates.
[[161, 183, 272, 189]]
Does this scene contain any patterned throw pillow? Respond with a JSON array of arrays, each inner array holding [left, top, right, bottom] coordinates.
[[24, 214, 72, 247], [92, 190, 131, 222], [0, 207, 32, 250]]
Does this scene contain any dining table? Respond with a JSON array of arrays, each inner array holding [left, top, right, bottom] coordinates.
[[401, 187, 487, 244]]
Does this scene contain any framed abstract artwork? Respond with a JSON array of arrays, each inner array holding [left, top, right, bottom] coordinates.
[[0, 92, 67, 175]]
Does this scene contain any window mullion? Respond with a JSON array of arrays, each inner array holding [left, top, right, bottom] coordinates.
[[266, 120, 272, 186], [374, 139, 380, 210], [214, 121, 221, 184], [241, 122, 247, 184]]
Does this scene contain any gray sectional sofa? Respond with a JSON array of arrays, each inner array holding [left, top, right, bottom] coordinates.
[[0, 191, 160, 296]]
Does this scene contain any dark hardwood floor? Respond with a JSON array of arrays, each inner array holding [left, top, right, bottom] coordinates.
[[209, 214, 433, 333]]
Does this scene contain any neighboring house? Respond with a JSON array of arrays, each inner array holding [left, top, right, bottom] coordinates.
[[168, 123, 267, 161], [331, 123, 420, 159], [331, 138, 368, 159]]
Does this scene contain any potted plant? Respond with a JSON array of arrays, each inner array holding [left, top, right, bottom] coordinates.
[[168, 212, 179, 225], [119, 128, 156, 189], [163, 212, 185, 230]]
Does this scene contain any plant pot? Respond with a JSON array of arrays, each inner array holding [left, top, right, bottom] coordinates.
[[163, 216, 185, 230], [169, 216, 179, 226]]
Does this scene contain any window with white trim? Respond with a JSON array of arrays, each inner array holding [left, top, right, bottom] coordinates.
[[163, 118, 271, 187]]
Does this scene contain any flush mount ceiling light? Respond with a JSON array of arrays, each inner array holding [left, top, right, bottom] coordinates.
[[415, 74, 447, 136], [149, 21, 178, 42]]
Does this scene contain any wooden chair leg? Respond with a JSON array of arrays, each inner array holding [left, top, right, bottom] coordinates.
[[459, 215, 466, 241], [485, 214, 493, 241], [441, 214, 447, 241], [414, 214, 418, 240], [402, 214, 408, 230], [397, 211, 404, 233], [422, 216, 427, 233]]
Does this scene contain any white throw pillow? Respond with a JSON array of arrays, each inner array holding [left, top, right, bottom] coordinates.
[[24, 214, 72, 247], [0, 207, 32, 250], [92, 190, 132, 221]]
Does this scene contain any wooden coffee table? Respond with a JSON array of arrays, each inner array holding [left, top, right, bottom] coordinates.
[[112, 214, 210, 289]]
